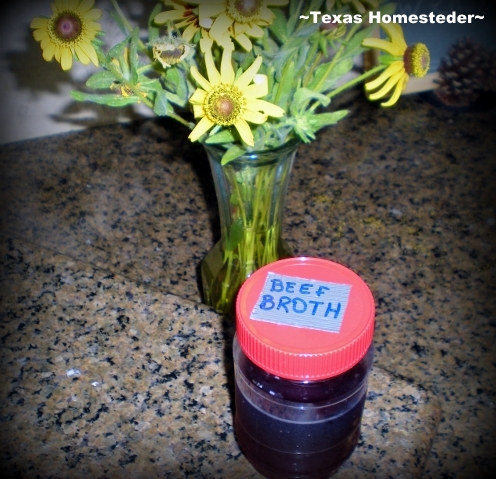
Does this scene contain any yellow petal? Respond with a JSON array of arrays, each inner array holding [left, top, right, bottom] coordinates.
[[85, 8, 102, 21], [234, 56, 262, 89], [220, 46, 235, 84], [30, 18, 48, 29], [382, 23, 407, 52], [33, 29, 48, 41], [42, 42, 56, 61], [78, 41, 99, 66], [78, 0, 95, 13], [210, 12, 233, 40], [75, 45, 90, 64], [60, 48, 73, 70], [85, 22, 102, 35], [234, 117, 254, 146], [242, 75, 268, 99], [182, 23, 199, 42], [154, 10, 184, 23], [380, 73, 408, 107], [199, 35, 213, 53], [204, 48, 221, 86], [368, 70, 404, 100], [199, 4, 225, 18], [233, 23, 248, 36], [190, 89, 207, 104], [259, 6, 275, 24], [246, 99, 285, 117], [362, 37, 403, 56], [246, 24, 264, 38], [189, 116, 214, 142], [190, 66, 212, 92], [234, 33, 253, 51], [192, 104, 205, 118], [365, 62, 404, 91], [242, 110, 267, 124]]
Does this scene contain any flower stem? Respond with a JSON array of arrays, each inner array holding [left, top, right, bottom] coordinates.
[[323, 64, 386, 105], [110, 0, 147, 51], [312, 22, 362, 93]]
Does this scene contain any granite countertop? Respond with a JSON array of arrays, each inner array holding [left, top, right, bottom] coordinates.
[[1, 93, 495, 478]]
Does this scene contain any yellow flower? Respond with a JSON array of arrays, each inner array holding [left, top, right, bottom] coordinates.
[[30, 0, 102, 71], [188, 0, 288, 51], [362, 23, 430, 107], [188, 44, 285, 146], [154, 0, 202, 43]]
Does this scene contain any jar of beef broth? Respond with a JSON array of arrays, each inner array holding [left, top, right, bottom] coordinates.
[[234, 257, 375, 479]]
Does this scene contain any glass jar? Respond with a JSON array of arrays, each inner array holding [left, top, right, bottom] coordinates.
[[234, 257, 375, 479]]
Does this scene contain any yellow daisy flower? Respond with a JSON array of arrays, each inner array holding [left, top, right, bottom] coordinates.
[[30, 0, 102, 71], [154, 0, 202, 43], [187, 0, 288, 51], [362, 23, 430, 107], [188, 43, 285, 145]]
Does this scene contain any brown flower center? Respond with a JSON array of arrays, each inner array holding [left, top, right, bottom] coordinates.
[[54, 13, 82, 41], [404, 43, 430, 78], [227, 0, 263, 23], [214, 95, 235, 117], [205, 85, 245, 126]]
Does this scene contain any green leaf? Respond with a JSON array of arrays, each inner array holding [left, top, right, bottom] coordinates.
[[165, 67, 187, 101], [295, 23, 319, 38], [274, 60, 295, 111], [205, 129, 236, 144], [108, 36, 131, 79], [270, 8, 288, 43], [309, 110, 349, 130], [129, 28, 140, 84], [340, 25, 376, 59], [108, 37, 127, 59], [309, 57, 354, 92], [221, 145, 246, 165], [226, 217, 244, 251], [70, 91, 139, 107], [139, 78, 162, 92], [85, 71, 116, 89], [110, 10, 129, 36], [290, 88, 330, 116], [153, 90, 172, 116], [148, 2, 162, 43], [286, 6, 299, 36]]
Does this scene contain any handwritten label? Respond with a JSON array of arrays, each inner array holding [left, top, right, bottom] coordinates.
[[250, 273, 351, 333]]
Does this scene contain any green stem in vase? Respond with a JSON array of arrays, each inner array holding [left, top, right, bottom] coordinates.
[[201, 141, 299, 315]]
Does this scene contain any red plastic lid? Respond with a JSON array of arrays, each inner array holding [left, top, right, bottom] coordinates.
[[236, 257, 375, 381]]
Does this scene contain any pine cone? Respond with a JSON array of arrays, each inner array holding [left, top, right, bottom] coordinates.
[[434, 37, 494, 107]]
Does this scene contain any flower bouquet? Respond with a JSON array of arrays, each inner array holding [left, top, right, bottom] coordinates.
[[31, 0, 430, 314]]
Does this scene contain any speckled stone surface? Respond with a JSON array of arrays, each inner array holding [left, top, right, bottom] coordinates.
[[1, 238, 440, 478], [1, 92, 495, 478]]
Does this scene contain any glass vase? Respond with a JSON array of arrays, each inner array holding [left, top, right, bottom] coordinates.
[[201, 140, 299, 315]]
